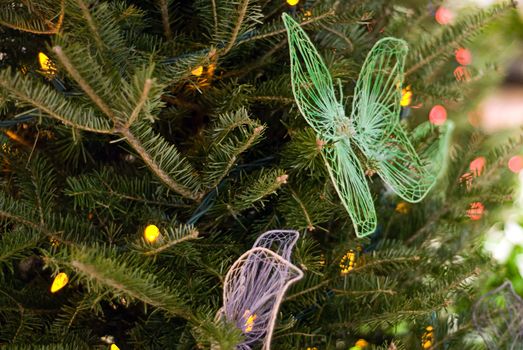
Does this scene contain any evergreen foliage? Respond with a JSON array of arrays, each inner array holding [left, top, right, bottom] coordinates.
[[0, 0, 520, 349]]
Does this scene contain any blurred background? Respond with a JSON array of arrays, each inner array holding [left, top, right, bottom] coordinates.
[[445, 0, 523, 293]]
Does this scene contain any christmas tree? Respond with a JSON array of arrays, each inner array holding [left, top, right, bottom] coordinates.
[[0, 0, 522, 349]]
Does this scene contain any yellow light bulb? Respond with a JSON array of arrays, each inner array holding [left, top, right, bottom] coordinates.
[[110, 344, 120, 350], [191, 65, 204, 76], [287, 0, 299, 5], [400, 85, 412, 107], [144, 224, 160, 243], [355, 339, 369, 347], [50, 272, 69, 293], [242, 309, 257, 333], [38, 52, 51, 70], [38, 52, 57, 75]]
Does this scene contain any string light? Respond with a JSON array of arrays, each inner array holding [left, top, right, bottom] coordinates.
[[3, 130, 32, 148], [287, 0, 299, 6], [340, 249, 358, 275], [455, 48, 472, 66], [429, 105, 447, 125], [50, 237, 60, 247], [435, 7, 454, 25], [319, 253, 326, 267], [395, 201, 410, 214], [302, 9, 312, 20], [469, 157, 486, 177], [421, 325, 434, 349], [508, 155, 523, 173], [19, 65, 29, 75], [191, 65, 204, 76], [400, 85, 413, 107], [467, 202, 484, 221], [38, 52, 57, 76], [242, 309, 257, 333], [50, 272, 69, 293], [144, 224, 160, 243], [355, 339, 369, 348]]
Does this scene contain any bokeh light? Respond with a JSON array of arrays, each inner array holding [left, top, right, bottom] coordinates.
[[467, 201, 485, 221], [429, 105, 447, 125], [470, 156, 486, 176], [435, 7, 454, 25], [455, 48, 473, 66], [508, 155, 523, 173]]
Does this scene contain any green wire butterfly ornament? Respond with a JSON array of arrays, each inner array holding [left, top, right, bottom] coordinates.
[[282, 13, 438, 238]]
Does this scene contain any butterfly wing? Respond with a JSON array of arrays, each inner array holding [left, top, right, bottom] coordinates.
[[282, 13, 341, 140], [351, 38, 435, 202], [323, 139, 377, 237], [253, 230, 300, 261], [369, 123, 435, 202], [222, 247, 303, 350], [411, 120, 455, 183]]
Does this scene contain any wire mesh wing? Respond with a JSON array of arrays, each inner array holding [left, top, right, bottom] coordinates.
[[412, 120, 455, 184], [365, 123, 436, 202], [351, 38, 435, 202], [323, 139, 377, 237], [253, 229, 300, 261], [473, 281, 523, 349], [221, 247, 303, 350], [282, 13, 342, 140]]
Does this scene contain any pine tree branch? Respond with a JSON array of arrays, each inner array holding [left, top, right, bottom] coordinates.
[[222, 39, 287, 79], [290, 188, 314, 231], [319, 23, 353, 52], [0, 210, 40, 230], [286, 256, 420, 301], [328, 309, 433, 329], [0, 236, 39, 266], [208, 125, 264, 189], [221, 0, 249, 56], [0, 290, 24, 343], [70, 259, 192, 319], [83, 175, 190, 208], [350, 256, 422, 273], [0, 75, 114, 135], [250, 96, 294, 104], [210, 0, 218, 34], [406, 206, 449, 244], [157, 0, 173, 40], [76, 0, 105, 52], [285, 279, 331, 301], [237, 10, 336, 46], [331, 288, 397, 296], [405, 3, 513, 77], [143, 228, 199, 256], [0, 0, 65, 34], [125, 78, 152, 128], [52, 48, 199, 200], [52, 46, 117, 123], [119, 128, 200, 200]]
